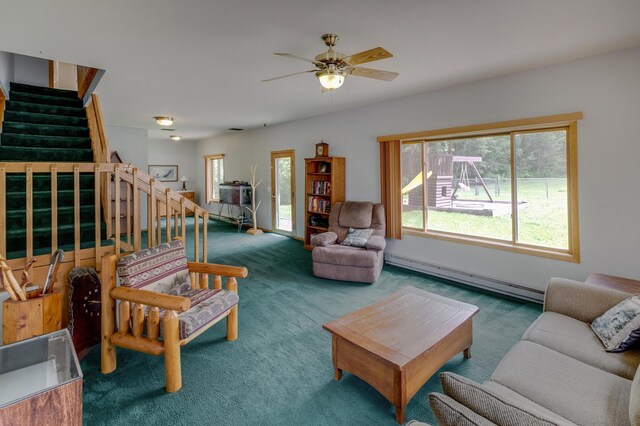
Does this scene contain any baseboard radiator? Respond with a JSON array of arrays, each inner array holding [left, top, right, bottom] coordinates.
[[385, 253, 544, 303]]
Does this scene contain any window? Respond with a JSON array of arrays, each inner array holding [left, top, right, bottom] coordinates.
[[204, 154, 224, 203], [385, 113, 581, 262]]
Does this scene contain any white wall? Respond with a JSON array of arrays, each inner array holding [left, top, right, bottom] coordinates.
[[105, 125, 149, 226], [196, 46, 640, 291], [0, 51, 14, 96], [12, 54, 48, 87], [147, 139, 198, 192]]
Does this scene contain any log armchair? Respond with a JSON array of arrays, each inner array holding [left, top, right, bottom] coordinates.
[[100, 240, 248, 392]]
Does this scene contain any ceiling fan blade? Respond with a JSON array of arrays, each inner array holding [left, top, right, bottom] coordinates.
[[342, 47, 393, 66], [274, 52, 325, 67], [350, 67, 398, 81], [262, 70, 316, 83]]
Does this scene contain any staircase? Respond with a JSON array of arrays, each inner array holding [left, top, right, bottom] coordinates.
[[0, 82, 101, 259]]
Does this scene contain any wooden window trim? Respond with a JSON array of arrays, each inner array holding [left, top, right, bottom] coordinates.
[[204, 154, 225, 203], [384, 112, 582, 262]]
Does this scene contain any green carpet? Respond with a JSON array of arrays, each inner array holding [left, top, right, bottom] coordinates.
[[0, 82, 100, 258], [80, 219, 542, 425]]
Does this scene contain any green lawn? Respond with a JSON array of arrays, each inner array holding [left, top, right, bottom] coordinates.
[[403, 178, 568, 249]]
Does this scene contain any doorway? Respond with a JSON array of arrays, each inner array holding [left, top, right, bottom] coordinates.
[[271, 150, 296, 234]]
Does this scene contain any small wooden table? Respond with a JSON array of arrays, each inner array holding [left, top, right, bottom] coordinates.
[[323, 286, 479, 423]]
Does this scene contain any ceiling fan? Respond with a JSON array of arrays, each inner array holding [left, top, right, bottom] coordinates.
[[263, 34, 398, 91]]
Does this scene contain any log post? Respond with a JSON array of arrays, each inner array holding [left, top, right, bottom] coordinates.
[[101, 255, 117, 373], [226, 277, 238, 341], [164, 310, 181, 392], [132, 303, 145, 338], [213, 275, 222, 290]]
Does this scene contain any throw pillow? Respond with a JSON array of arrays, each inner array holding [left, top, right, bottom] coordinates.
[[341, 227, 374, 248], [591, 295, 640, 352]]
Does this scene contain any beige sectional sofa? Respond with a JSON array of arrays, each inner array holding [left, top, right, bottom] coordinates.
[[424, 277, 640, 426]]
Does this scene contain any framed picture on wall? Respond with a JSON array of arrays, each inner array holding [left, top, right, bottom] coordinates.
[[148, 165, 178, 182]]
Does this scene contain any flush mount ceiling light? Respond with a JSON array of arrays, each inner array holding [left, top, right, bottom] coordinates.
[[154, 116, 174, 126], [170, 135, 181, 141], [316, 65, 346, 90]]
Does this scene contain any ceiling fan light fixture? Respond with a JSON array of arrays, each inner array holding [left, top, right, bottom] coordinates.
[[316, 67, 346, 90], [154, 116, 174, 126]]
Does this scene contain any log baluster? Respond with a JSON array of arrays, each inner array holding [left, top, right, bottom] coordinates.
[[114, 166, 121, 258], [132, 303, 145, 338], [73, 165, 80, 266], [118, 301, 130, 335], [94, 166, 101, 269], [165, 188, 172, 243], [51, 165, 58, 252], [133, 168, 141, 252], [148, 307, 160, 341], [0, 167, 5, 257], [26, 164, 33, 260], [213, 275, 222, 290], [190, 271, 198, 290]]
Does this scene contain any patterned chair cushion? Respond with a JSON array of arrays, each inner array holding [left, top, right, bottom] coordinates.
[[117, 240, 191, 295], [160, 289, 239, 340]]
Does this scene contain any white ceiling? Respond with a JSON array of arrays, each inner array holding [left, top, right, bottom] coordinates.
[[1, 0, 640, 141]]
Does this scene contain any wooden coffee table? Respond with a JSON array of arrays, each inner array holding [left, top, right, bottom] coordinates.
[[323, 286, 479, 424]]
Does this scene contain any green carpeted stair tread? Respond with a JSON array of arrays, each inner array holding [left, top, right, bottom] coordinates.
[[1, 133, 92, 150], [5, 100, 85, 117], [10, 82, 79, 99], [0, 146, 93, 162], [5, 173, 95, 191], [4, 110, 88, 128], [9, 91, 83, 108], [6, 205, 96, 229], [7, 188, 96, 209], [5, 238, 113, 260], [2, 121, 89, 138]]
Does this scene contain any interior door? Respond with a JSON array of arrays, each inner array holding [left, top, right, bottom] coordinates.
[[271, 150, 296, 234]]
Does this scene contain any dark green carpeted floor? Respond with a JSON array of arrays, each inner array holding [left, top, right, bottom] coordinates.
[[81, 219, 542, 425]]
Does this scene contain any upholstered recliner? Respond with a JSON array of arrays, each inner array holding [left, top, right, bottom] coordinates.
[[311, 201, 386, 283]]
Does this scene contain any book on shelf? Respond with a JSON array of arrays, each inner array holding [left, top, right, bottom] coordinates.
[[311, 180, 332, 195], [307, 196, 331, 213]]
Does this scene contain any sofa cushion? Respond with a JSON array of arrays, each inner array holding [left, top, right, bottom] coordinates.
[[310, 232, 337, 247], [440, 372, 574, 426], [338, 201, 373, 229], [522, 312, 640, 380], [312, 244, 378, 268], [160, 289, 238, 340], [481, 381, 576, 425], [491, 341, 632, 426], [591, 295, 640, 352], [428, 393, 497, 426], [117, 240, 191, 295], [341, 227, 374, 248]]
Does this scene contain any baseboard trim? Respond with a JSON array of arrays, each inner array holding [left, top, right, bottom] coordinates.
[[385, 253, 544, 303]]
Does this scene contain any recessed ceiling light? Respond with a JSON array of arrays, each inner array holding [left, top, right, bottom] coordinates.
[[154, 116, 174, 126], [170, 135, 181, 141]]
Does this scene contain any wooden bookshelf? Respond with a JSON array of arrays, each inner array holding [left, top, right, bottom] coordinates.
[[304, 156, 345, 250]]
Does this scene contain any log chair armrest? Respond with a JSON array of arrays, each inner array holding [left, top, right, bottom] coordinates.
[[311, 232, 338, 247], [544, 277, 631, 323], [365, 235, 386, 251], [110, 286, 191, 312], [187, 262, 248, 278]]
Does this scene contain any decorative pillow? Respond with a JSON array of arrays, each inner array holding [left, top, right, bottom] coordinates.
[[591, 295, 640, 352], [341, 227, 374, 248]]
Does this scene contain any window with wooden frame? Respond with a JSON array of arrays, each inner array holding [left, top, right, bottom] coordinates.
[[204, 154, 225, 203], [381, 113, 581, 262]]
